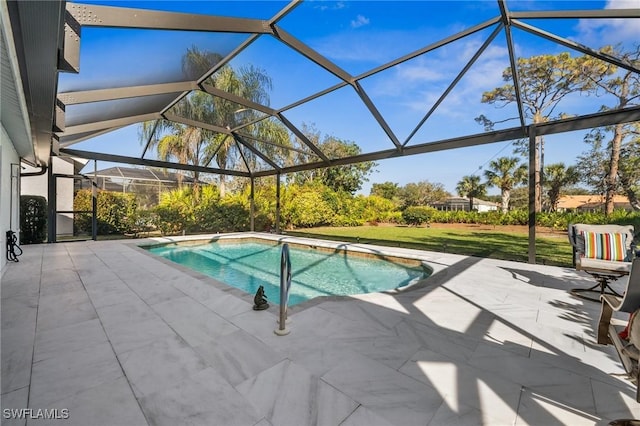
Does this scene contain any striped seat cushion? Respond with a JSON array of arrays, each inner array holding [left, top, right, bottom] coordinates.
[[581, 231, 628, 261]]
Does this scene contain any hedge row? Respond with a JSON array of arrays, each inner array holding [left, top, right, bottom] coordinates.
[[74, 186, 640, 236]]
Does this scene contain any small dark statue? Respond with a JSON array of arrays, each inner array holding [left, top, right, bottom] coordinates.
[[253, 285, 269, 311]]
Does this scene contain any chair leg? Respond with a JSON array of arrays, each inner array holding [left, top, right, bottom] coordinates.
[[598, 301, 614, 345], [571, 275, 622, 302]]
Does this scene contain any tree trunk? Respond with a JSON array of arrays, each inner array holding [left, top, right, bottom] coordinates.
[[548, 187, 559, 212], [468, 197, 474, 211], [605, 78, 629, 215], [619, 171, 640, 211], [192, 171, 200, 201], [501, 190, 510, 213], [533, 112, 543, 213], [604, 123, 624, 215], [219, 175, 226, 198]]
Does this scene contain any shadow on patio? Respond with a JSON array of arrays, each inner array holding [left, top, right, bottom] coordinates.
[[1, 237, 638, 425]]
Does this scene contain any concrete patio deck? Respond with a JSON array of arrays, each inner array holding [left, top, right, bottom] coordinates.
[[1, 233, 639, 425]]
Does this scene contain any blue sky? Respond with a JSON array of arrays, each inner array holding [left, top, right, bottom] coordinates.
[[62, 0, 640, 195]]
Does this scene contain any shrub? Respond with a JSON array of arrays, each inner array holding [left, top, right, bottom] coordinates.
[[20, 195, 47, 244], [74, 190, 138, 235], [153, 204, 189, 235], [213, 195, 251, 232], [151, 186, 253, 235], [359, 195, 398, 224], [284, 188, 334, 228], [402, 206, 434, 226]]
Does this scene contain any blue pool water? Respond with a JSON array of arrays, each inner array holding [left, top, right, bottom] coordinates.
[[147, 240, 426, 305]]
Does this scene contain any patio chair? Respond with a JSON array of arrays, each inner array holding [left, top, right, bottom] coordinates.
[[568, 223, 635, 302], [598, 258, 640, 402]]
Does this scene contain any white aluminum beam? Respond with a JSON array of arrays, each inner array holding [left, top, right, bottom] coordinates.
[[67, 3, 271, 33], [60, 113, 161, 136], [60, 148, 251, 177], [59, 82, 197, 105]]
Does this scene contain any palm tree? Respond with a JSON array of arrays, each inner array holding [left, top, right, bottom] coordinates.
[[544, 163, 579, 212], [141, 46, 283, 197], [141, 91, 216, 192], [206, 64, 275, 195], [456, 175, 487, 211], [484, 156, 528, 213]]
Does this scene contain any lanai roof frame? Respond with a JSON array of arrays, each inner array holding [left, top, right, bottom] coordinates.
[[4, 0, 640, 258]]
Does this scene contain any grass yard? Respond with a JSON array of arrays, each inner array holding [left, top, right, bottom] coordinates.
[[287, 223, 573, 267]]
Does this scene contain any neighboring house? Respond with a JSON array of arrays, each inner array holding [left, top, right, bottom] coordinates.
[[78, 167, 195, 207], [431, 197, 498, 212], [556, 195, 631, 212]]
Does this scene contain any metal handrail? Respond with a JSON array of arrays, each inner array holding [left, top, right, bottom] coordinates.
[[275, 243, 292, 335]]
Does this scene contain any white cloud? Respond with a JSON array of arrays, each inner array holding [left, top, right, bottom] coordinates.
[[396, 59, 444, 83], [350, 14, 370, 29], [314, 1, 345, 12], [365, 35, 508, 106], [574, 0, 640, 47]]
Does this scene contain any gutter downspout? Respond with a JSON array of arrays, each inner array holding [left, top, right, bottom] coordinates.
[[20, 164, 48, 177]]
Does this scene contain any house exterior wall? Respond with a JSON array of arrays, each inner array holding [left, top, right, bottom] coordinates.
[[476, 204, 497, 213], [432, 197, 498, 212], [21, 157, 74, 237], [1, 124, 21, 272]]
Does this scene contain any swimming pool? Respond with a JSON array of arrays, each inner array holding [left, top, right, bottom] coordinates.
[[146, 239, 428, 306]]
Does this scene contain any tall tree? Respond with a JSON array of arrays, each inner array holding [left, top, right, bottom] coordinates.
[[398, 181, 449, 209], [483, 157, 527, 213], [141, 46, 279, 197], [291, 126, 375, 194], [618, 134, 640, 211], [580, 46, 640, 214], [576, 132, 610, 196], [140, 92, 216, 190], [456, 175, 487, 211], [543, 163, 580, 212], [370, 182, 400, 200], [479, 51, 614, 212], [318, 137, 375, 194]]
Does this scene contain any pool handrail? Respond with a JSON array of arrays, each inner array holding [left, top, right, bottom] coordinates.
[[275, 243, 292, 336]]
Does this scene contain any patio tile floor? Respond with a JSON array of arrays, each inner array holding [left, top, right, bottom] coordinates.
[[1, 233, 639, 425]]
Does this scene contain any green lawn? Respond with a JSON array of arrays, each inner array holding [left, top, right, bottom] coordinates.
[[286, 225, 573, 267]]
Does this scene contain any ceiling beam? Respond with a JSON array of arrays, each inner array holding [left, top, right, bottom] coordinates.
[[161, 34, 262, 117], [536, 106, 640, 136], [59, 82, 197, 105], [164, 113, 231, 134], [59, 126, 125, 147], [67, 2, 271, 33], [356, 16, 502, 82], [352, 81, 402, 150], [254, 106, 640, 177], [59, 148, 251, 177], [236, 132, 313, 156], [140, 120, 160, 158], [513, 20, 640, 75], [510, 9, 640, 19], [276, 113, 331, 164], [59, 113, 161, 136], [233, 133, 282, 171], [499, 2, 527, 131], [200, 83, 277, 115], [403, 23, 504, 146], [270, 25, 353, 83], [253, 126, 527, 177]]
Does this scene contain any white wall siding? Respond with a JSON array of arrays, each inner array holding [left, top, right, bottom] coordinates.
[[1, 124, 21, 272]]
